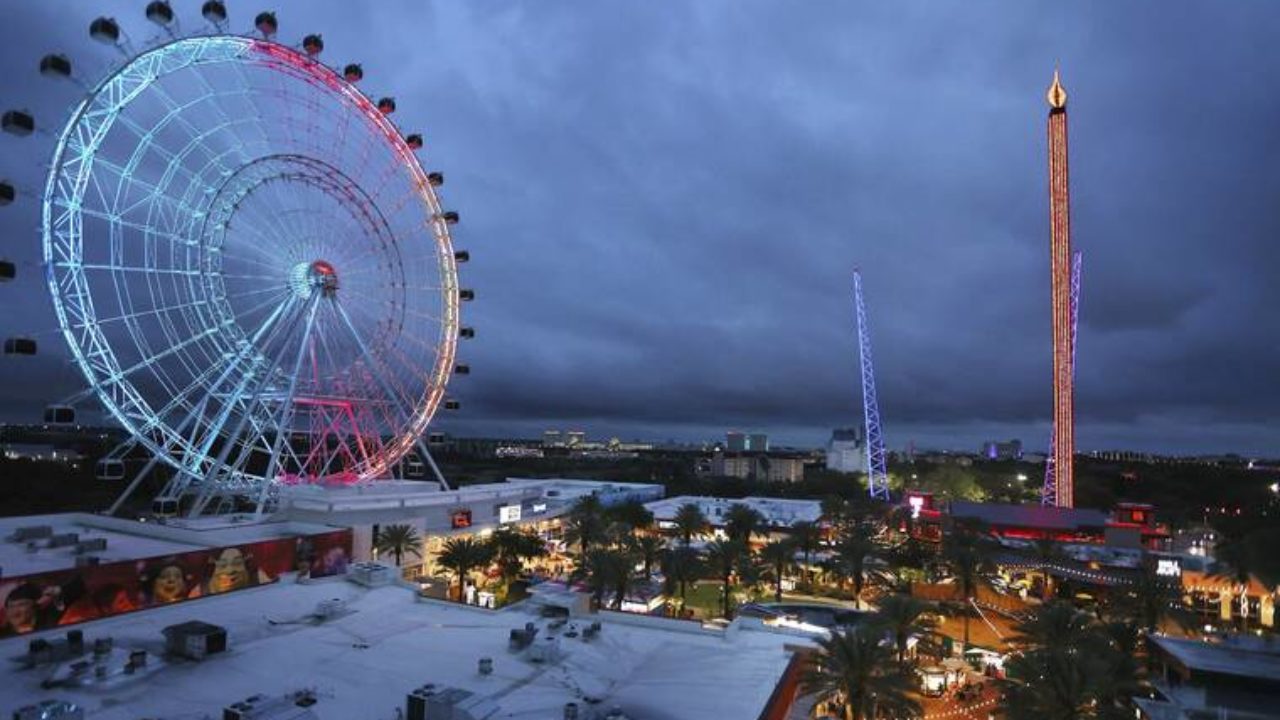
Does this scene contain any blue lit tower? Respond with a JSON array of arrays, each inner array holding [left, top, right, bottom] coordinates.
[[1043, 250, 1081, 505], [853, 270, 891, 501]]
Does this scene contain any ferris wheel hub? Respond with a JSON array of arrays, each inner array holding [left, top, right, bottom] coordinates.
[[289, 260, 339, 298]]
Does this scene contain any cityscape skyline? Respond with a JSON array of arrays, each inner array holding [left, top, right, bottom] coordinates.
[[0, 2, 1276, 457]]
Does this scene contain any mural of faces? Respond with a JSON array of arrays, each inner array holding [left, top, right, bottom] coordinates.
[[2, 583, 40, 635], [208, 548, 252, 594], [0, 530, 351, 636], [152, 564, 189, 603]]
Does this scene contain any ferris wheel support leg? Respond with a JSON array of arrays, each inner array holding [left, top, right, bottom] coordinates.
[[187, 298, 302, 517], [417, 440, 452, 492], [331, 298, 449, 490], [253, 297, 323, 520]]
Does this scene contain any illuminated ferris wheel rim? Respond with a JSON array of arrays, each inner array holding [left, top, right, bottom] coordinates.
[[40, 31, 461, 486]]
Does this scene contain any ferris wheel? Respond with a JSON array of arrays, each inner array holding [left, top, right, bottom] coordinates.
[[2, 3, 474, 517]]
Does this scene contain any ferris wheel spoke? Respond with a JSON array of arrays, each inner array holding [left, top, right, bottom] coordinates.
[[262, 295, 323, 484], [330, 298, 421, 421]]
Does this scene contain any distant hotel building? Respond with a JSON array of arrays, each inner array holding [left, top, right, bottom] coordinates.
[[711, 452, 805, 483], [725, 431, 768, 452], [825, 428, 867, 474], [980, 439, 1023, 461], [542, 429, 587, 448]]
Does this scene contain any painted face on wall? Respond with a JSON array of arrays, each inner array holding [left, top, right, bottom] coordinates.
[[209, 549, 249, 594], [3, 597, 36, 633], [152, 565, 187, 603]]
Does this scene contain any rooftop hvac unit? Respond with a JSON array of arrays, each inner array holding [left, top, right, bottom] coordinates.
[[12, 700, 83, 720], [74, 555, 101, 568], [527, 635, 561, 664], [346, 562, 394, 587], [9, 525, 53, 542], [163, 621, 227, 660], [74, 538, 107, 554], [46, 533, 79, 548], [222, 691, 320, 720], [405, 685, 497, 720]]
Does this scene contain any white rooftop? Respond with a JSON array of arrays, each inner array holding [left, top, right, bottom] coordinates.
[[0, 513, 340, 576], [647, 495, 822, 528], [0, 579, 804, 719]]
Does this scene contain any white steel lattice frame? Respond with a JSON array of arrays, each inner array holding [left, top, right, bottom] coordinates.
[[42, 36, 460, 515]]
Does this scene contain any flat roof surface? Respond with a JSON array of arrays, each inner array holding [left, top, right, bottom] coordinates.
[[0, 580, 800, 719], [0, 514, 341, 577], [1150, 634, 1280, 682], [950, 501, 1109, 531], [0, 514, 203, 577]]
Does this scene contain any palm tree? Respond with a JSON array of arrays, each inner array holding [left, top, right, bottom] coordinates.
[[660, 545, 704, 614], [705, 539, 747, 619], [563, 495, 606, 560], [672, 502, 709, 545], [800, 627, 921, 720], [943, 527, 989, 650], [820, 495, 852, 536], [576, 547, 634, 610], [488, 527, 547, 584], [791, 521, 821, 585], [374, 524, 423, 567], [1011, 599, 1094, 649], [759, 539, 796, 602], [605, 500, 655, 533], [436, 537, 494, 601], [725, 503, 765, 544], [1023, 538, 1065, 600], [629, 534, 666, 580], [873, 593, 935, 667], [1004, 601, 1138, 720], [1213, 536, 1259, 633], [832, 525, 876, 609]]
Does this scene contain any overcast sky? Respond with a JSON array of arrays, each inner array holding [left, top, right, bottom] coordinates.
[[0, 2, 1277, 455]]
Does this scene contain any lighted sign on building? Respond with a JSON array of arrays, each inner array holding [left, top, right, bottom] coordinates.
[[498, 505, 522, 524], [1156, 559, 1181, 578], [450, 509, 472, 529], [908, 495, 925, 520]]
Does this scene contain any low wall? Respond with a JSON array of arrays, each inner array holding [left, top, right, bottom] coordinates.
[[598, 608, 726, 637], [0, 528, 352, 638]]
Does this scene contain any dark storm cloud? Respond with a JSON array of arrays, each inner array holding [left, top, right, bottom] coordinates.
[[0, 2, 1275, 454]]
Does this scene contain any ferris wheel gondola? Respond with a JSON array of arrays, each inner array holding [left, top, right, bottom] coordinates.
[[0, 3, 475, 517]]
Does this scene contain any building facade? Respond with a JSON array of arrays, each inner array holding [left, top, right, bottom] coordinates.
[[711, 452, 806, 483], [826, 428, 867, 474]]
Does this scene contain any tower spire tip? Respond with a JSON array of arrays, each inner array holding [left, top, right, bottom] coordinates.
[[1046, 68, 1068, 109]]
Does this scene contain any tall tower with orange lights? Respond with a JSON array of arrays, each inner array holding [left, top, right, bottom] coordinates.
[[1045, 69, 1074, 508]]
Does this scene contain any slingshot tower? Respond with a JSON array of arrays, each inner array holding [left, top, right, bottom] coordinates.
[[853, 269, 891, 502]]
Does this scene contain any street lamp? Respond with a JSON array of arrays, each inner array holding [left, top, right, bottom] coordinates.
[[1016, 474, 1028, 482]]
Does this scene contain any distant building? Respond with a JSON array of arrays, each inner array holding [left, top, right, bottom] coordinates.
[[647, 495, 821, 533], [980, 439, 1023, 461], [542, 430, 563, 448], [725, 431, 767, 452], [565, 431, 586, 448], [2, 443, 84, 463], [826, 428, 866, 474], [711, 452, 805, 483]]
